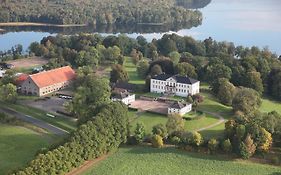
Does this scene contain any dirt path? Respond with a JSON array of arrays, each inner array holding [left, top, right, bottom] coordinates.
[[66, 154, 110, 175], [195, 111, 226, 132]]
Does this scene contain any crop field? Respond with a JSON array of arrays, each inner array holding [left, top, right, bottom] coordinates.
[[83, 146, 281, 175]]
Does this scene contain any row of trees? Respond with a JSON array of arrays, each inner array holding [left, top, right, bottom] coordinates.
[[0, 0, 202, 27], [14, 102, 129, 174]]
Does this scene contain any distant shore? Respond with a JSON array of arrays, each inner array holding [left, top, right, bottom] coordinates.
[[0, 22, 87, 28]]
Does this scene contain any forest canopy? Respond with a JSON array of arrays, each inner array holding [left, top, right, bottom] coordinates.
[[0, 0, 203, 26]]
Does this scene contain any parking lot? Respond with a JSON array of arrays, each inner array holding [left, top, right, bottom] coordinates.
[[130, 100, 169, 115], [24, 96, 70, 115]]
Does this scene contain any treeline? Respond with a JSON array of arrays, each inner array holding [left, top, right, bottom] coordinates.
[[0, 44, 23, 61], [13, 102, 129, 174], [0, 0, 202, 27]]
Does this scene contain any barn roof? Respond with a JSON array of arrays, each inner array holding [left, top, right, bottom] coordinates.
[[30, 66, 75, 88]]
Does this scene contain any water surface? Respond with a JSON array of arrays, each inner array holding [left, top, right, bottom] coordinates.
[[0, 0, 280, 55]]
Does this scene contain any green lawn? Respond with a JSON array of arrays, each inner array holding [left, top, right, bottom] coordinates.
[[0, 124, 52, 174], [83, 146, 281, 175], [130, 112, 167, 133], [130, 112, 220, 134], [260, 97, 281, 114], [124, 57, 145, 85], [198, 92, 233, 119], [0, 101, 77, 132]]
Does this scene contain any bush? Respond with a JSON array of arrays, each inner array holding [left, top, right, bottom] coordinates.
[[208, 138, 219, 154], [151, 135, 164, 148], [222, 139, 232, 153], [134, 123, 146, 144], [239, 135, 256, 159], [188, 132, 204, 147], [170, 136, 181, 145], [152, 124, 167, 138]]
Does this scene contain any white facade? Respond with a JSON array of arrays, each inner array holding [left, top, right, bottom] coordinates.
[[168, 103, 192, 116], [150, 75, 200, 97], [112, 94, 135, 105], [0, 70, 6, 78]]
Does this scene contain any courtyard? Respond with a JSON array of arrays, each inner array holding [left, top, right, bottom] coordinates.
[[130, 99, 170, 115]]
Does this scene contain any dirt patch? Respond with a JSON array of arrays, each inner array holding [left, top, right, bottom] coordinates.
[[130, 100, 169, 115], [7, 57, 48, 68], [66, 154, 110, 175]]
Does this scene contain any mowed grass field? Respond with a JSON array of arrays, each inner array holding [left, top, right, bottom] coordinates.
[[124, 57, 145, 84], [0, 124, 51, 174], [129, 111, 221, 137], [260, 97, 281, 114], [83, 146, 281, 175]]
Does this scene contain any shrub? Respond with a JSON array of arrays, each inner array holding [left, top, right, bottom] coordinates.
[[170, 136, 181, 145], [134, 123, 146, 144], [239, 134, 256, 159], [151, 134, 164, 148], [222, 139, 232, 153], [188, 132, 203, 147], [152, 124, 167, 138], [208, 138, 219, 154]]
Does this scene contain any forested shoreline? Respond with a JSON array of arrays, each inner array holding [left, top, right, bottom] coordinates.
[[0, 0, 203, 27]]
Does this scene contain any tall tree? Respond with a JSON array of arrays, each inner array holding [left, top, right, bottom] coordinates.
[[175, 62, 197, 78], [0, 83, 17, 103], [217, 78, 236, 106], [110, 64, 129, 83], [244, 71, 264, 94], [232, 88, 261, 114]]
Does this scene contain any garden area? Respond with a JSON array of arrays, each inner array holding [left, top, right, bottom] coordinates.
[[82, 146, 281, 175], [0, 124, 53, 174]]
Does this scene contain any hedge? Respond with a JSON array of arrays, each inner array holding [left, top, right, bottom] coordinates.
[[14, 102, 129, 175]]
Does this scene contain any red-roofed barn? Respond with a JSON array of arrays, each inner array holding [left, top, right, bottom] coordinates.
[[21, 66, 76, 96]]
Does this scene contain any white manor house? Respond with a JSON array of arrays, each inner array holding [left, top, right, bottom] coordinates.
[[150, 74, 200, 97]]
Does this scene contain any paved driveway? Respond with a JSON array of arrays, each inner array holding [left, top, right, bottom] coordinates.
[[24, 97, 69, 115]]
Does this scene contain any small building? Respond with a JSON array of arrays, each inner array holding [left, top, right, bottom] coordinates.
[[21, 66, 76, 96], [111, 91, 135, 105], [150, 74, 200, 97], [15, 73, 29, 91], [168, 101, 192, 116]]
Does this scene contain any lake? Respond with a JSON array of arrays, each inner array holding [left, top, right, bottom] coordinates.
[[0, 0, 280, 55]]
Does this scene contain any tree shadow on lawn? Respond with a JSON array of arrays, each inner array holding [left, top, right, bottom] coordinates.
[[199, 129, 225, 140], [125, 146, 233, 162], [270, 173, 281, 175]]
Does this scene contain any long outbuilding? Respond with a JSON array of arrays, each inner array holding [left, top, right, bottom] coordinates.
[[21, 66, 76, 96]]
